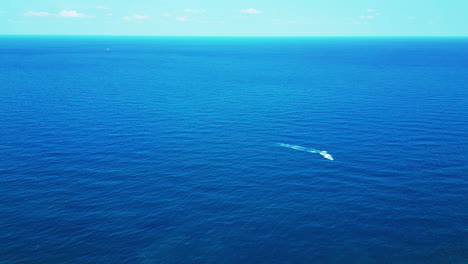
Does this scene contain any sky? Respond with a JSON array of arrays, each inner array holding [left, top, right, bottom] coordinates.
[[0, 0, 467, 36]]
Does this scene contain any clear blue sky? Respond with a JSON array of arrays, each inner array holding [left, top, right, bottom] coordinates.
[[1, 0, 467, 36]]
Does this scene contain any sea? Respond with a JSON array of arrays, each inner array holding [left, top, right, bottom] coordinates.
[[0, 36, 467, 263]]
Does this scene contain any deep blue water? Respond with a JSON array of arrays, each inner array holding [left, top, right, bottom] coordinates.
[[0, 36, 467, 263]]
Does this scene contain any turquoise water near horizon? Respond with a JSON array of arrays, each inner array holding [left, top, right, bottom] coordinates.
[[0, 36, 467, 263]]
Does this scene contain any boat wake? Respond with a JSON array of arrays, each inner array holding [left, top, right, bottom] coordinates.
[[277, 143, 334, 160]]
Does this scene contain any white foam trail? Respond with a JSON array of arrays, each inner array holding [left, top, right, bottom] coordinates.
[[278, 143, 334, 160]]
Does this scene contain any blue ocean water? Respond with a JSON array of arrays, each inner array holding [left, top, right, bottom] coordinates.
[[0, 36, 467, 263]]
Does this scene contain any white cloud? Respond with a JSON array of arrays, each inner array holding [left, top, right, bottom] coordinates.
[[358, 8, 382, 22], [58, 10, 90, 17], [97, 5, 111, 10], [241, 8, 262, 14], [134, 14, 150, 19], [25, 10, 90, 18], [175, 16, 188, 22], [123, 14, 150, 21], [184, 8, 206, 13], [25, 11, 52, 17]]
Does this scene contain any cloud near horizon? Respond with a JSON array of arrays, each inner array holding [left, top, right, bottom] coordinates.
[[25, 11, 51, 17], [97, 5, 111, 10], [240, 8, 262, 14], [175, 16, 188, 22], [25, 10, 91, 18], [123, 14, 150, 21], [184, 9, 206, 13], [58, 10, 90, 17]]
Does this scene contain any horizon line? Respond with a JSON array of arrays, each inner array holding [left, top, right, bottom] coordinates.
[[1, 34, 468, 38]]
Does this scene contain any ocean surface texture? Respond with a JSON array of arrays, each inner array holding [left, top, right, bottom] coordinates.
[[0, 37, 467, 264]]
